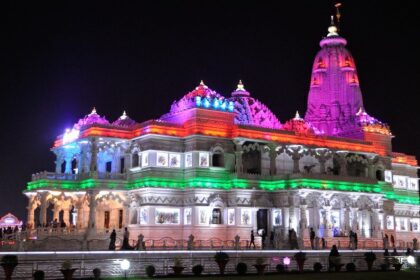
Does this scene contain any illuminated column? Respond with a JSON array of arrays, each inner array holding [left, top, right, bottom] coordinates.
[[351, 207, 359, 233], [53, 204, 60, 221], [123, 203, 130, 227], [288, 146, 303, 173], [234, 143, 243, 174], [76, 204, 84, 229], [55, 156, 63, 173], [323, 205, 332, 237], [27, 200, 36, 228], [269, 147, 277, 175], [314, 149, 331, 174], [87, 190, 97, 231], [124, 153, 131, 172], [89, 138, 98, 177], [299, 204, 308, 238], [39, 193, 48, 226], [64, 156, 72, 174], [343, 207, 350, 233], [62, 206, 70, 226], [289, 206, 297, 230], [372, 209, 381, 238]]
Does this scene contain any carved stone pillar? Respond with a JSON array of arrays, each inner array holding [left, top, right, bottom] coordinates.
[[87, 190, 97, 230], [314, 149, 331, 174], [27, 199, 36, 228], [89, 138, 98, 177], [343, 207, 350, 233], [53, 204, 60, 221], [299, 204, 308, 238], [371, 209, 381, 238], [351, 207, 359, 233], [39, 193, 48, 226], [269, 147, 277, 176], [64, 156, 72, 174], [288, 146, 303, 173], [323, 206, 332, 237], [234, 143, 243, 174], [55, 156, 63, 174], [63, 207, 71, 226]]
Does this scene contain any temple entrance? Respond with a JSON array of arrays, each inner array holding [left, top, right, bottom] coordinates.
[[118, 209, 123, 229], [104, 211, 110, 229]]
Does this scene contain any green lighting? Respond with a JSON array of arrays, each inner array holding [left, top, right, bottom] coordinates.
[[26, 176, 419, 205]]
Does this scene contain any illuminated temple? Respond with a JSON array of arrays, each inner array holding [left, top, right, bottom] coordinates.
[[24, 20, 419, 249]]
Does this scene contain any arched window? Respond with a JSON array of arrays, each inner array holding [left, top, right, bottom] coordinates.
[[212, 153, 224, 167], [132, 153, 139, 167]]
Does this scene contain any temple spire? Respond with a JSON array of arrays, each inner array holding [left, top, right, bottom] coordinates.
[[90, 107, 97, 115], [294, 110, 302, 120]]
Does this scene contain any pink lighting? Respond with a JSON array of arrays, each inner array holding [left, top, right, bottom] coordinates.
[[283, 256, 291, 265]]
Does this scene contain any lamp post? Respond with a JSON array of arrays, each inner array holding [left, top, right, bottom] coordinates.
[[120, 259, 130, 279]]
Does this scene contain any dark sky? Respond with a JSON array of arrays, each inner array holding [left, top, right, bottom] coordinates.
[[1, 1, 419, 220]]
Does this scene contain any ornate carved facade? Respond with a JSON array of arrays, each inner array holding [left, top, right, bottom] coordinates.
[[25, 19, 419, 247]]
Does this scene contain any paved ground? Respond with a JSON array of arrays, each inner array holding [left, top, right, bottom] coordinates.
[[105, 271, 420, 280]]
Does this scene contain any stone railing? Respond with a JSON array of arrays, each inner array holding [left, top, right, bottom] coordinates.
[[31, 171, 127, 181]]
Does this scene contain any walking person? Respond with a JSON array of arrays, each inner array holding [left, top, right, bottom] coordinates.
[[384, 233, 389, 250], [109, 229, 116, 250], [121, 227, 131, 250], [354, 232, 358, 250], [349, 230, 354, 249], [270, 231, 274, 248], [249, 230, 256, 249], [310, 228, 316, 249]]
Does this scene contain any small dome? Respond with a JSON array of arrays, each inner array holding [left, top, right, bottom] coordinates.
[[283, 111, 322, 135], [74, 108, 110, 130], [356, 108, 392, 135], [161, 81, 229, 118], [229, 81, 281, 129], [112, 111, 137, 128]]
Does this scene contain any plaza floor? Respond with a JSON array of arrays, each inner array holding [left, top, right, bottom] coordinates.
[[106, 271, 420, 280]]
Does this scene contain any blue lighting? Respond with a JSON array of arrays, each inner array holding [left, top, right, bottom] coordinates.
[[228, 101, 234, 112], [195, 96, 234, 112], [195, 96, 202, 107], [203, 98, 211, 108]]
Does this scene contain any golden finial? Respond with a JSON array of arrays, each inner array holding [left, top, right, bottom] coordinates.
[[199, 80, 205, 86], [91, 107, 97, 114], [237, 80, 245, 91], [121, 110, 127, 119], [294, 110, 301, 119]]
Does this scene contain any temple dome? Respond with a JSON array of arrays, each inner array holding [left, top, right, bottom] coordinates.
[[356, 108, 392, 136], [161, 81, 228, 118], [283, 111, 322, 135], [112, 111, 137, 128], [229, 81, 281, 129], [74, 108, 110, 130], [305, 18, 364, 138]]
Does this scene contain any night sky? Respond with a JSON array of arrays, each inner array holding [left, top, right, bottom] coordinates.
[[1, 1, 419, 220]]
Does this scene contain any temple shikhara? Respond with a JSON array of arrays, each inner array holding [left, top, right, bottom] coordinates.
[[24, 18, 419, 250]]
